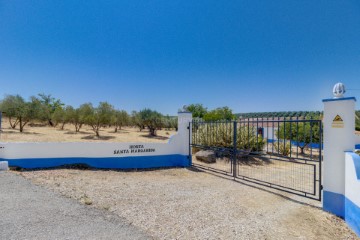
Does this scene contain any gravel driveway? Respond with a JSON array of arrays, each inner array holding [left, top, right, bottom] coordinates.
[[0, 171, 150, 240], [16, 167, 359, 240]]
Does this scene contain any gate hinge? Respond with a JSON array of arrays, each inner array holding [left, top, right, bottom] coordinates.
[[187, 126, 190, 129], [320, 185, 323, 190]]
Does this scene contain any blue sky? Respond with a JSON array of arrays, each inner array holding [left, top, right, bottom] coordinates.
[[0, 0, 359, 114]]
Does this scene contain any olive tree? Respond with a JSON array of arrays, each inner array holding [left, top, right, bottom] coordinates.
[[163, 115, 178, 131], [185, 104, 207, 118], [67, 104, 94, 133], [203, 106, 235, 121], [83, 102, 114, 137], [138, 109, 163, 136], [276, 121, 321, 154], [52, 105, 74, 130], [131, 111, 145, 131], [0, 95, 23, 129], [0, 95, 42, 132], [112, 110, 130, 132], [35, 93, 64, 126]]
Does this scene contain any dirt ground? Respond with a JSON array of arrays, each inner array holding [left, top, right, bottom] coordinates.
[[16, 168, 358, 240], [0, 118, 175, 143], [3, 116, 359, 239]]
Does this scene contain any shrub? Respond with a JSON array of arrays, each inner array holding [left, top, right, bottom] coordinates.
[[192, 122, 265, 152], [273, 141, 291, 156], [237, 126, 265, 152]]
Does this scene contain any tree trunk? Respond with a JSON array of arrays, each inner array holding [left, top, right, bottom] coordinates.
[[19, 118, 23, 132], [114, 127, 118, 133], [92, 125, 100, 137], [299, 144, 308, 154], [9, 117, 19, 129], [19, 118, 28, 133], [75, 123, 82, 132], [61, 122, 66, 130], [149, 127, 157, 136]]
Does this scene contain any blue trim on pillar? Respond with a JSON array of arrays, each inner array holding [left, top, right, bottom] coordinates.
[[322, 97, 357, 102], [323, 191, 345, 218], [345, 197, 360, 237], [356, 144, 360, 149], [3, 154, 190, 169], [323, 191, 360, 237]]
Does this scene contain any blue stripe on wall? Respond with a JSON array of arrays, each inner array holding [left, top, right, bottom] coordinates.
[[267, 139, 321, 149], [345, 197, 360, 237], [3, 154, 190, 169], [323, 191, 345, 218]]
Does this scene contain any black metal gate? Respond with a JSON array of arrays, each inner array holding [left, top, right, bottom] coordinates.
[[190, 117, 322, 201]]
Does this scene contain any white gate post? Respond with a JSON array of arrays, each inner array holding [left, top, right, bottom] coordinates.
[[177, 109, 192, 159], [323, 83, 356, 217]]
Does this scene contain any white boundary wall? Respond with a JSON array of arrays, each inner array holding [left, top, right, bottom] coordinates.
[[345, 152, 360, 236], [0, 112, 193, 169]]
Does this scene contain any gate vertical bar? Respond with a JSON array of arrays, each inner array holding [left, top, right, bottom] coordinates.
[[233, 121, 237, 178], [319, 120, 323, 201], [189, 121, 192, 166]]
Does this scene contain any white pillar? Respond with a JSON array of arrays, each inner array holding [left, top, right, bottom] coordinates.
[[323, 84, 356, 217], [177, 111, 192, 156]]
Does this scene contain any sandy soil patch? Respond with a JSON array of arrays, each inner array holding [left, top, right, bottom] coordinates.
[[17, 168, 358, 240], [0, 118, 175, 143]]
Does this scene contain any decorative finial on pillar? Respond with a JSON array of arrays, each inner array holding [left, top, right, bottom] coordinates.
[[179, 105, 188, 112], [333, 83, 346, 98]]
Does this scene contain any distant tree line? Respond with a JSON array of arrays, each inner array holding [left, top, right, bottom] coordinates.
[[185, 104, 360, 131], [184, 104, 236, 121], [0, 94, 177, 137], [237, 111, 359, 131], [236, 111, 323, 119], [1, 95, 358, 136]]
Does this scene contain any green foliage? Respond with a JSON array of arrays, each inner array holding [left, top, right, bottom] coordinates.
[[203, 107, 235, 121], [356, 111, 360, 131], [52, 105, 74, 130], [0, 95, 42, 132], [276, 121, 321, 154], [273, 141, 291, 156], [112, 110, 130, 132], [83, 102, 114, 137], [237, 126, 265, 152], [0, 94, 23, 129], [52, 107, 66, 129], [237, 111, 323, 119], [193, 122, 265, 152], [163, 115, 178, 131], [138, 109, 163, 136], [36, 93, 64, 126], [131, 111, 145, 131], [64, 105, 88, 132], [185, 104, 207, 118]]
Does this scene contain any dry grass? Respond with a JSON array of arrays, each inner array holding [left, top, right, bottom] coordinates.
[[0, 118, 176, 143]]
